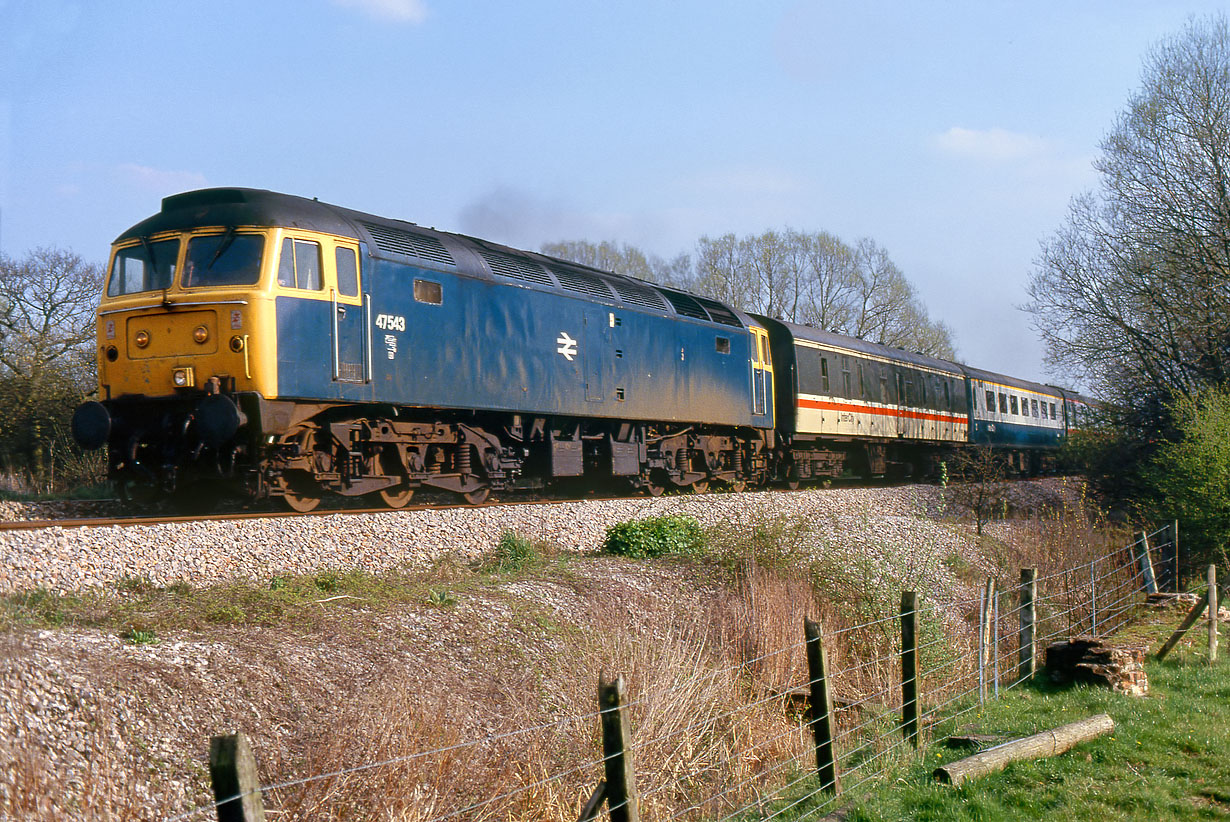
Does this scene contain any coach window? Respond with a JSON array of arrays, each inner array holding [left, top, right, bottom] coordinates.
[[821, 358, 830, 392], [1009, 396, 1018, 415], [277, 238, 322, 290], [985, 390, 995, 412], [842, 370, 851, 398], [998, 393, 1007, 413], [414, 279, 442, 305], [1032, 398, 1040, 417], [1050, 402, 1057, 419], [857, 363, 865, 398], [336, 246, 359, 297], [1021, 396, 1029, 415], [944, 381, 951, 409]]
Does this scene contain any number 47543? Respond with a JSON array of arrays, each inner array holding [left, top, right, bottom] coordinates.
[[375, 314, 406, 331]]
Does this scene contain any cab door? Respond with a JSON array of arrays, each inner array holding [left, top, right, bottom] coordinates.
[[331, 243, 367, 384]]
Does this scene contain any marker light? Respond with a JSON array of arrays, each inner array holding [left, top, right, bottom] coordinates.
[[229, 335, 245, 352], [193, 325, 209, 344], [134, 330, 150, 348], [172, 367, 194, 388]]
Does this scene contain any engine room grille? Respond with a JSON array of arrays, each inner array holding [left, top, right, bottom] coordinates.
[[659, 289, 711, 322], [609, 278, 669, 310], [693, 296, 743, 327], [360, 222, 455, 266], [479, 249, 555, 286], [549, 266, 616, 300]]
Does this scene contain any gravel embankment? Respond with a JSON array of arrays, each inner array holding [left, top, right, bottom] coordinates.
[[0, 485, 974, 594]]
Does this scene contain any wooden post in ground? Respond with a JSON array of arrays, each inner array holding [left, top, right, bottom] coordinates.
[[804, 618, 840, 794], [1155, 595, 1211, 661], [1090, 560, 1098, 636], [979, 578, 995, 702], [598, 673, 640, 822], [1173, 520, 1181, 592], [1018, 569, 1036, 683], [1209, 565, 1219, 664], [1136, 531, 1158, 595], [901, 591, 919, 747], [209, 733, 266, 822]]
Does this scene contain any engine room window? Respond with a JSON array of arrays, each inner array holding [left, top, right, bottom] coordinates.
[[715, 336, 731, 354], [336, 246, 359, 297], [277, 238, 322, 290], [183, 232, 264, 287], [108, 239, 178, 296], [414, 279, 442, 304]]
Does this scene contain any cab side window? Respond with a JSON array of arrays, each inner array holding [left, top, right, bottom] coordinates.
[[336, 246, 359, 297], [278, 238, 322, 290]]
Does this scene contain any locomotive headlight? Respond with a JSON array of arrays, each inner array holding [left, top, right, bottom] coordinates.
[[172, 367, 194, 388], [193, 325, 209, 344], [229, 335, 245, 352], [134, 330, 150, 348]]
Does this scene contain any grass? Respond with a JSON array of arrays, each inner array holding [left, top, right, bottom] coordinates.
[[767, 608, 1230, 821], [1, 529, 565, 637]]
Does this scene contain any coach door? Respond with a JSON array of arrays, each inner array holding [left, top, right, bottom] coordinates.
[[749, 327, 773, 426]]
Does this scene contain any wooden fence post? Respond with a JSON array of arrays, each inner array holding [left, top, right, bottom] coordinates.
[[1090, 560, 1098, 636], [1136, 531, 1158, 595], [209, 733, 266, 822], [901, 591, 919, 747], [1173, 520, 1181, 592], [598, 673, 640, 822], [979, 578, 995, 703], [804, 618, 840, 794], [1018, 569, 1036, 683], [1209, 565, 1219, 664]]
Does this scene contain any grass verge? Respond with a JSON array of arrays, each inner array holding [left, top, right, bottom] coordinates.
[[770, 608, 1230, 820]]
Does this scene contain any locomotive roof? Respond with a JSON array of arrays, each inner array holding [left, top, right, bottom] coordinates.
[[117, 187, 751, 330]]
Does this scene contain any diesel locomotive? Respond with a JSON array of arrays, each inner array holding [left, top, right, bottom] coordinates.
[[70, 188, 1088, 509]]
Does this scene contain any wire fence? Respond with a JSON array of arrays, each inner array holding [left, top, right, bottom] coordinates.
[[171, 523, 1175, 822]]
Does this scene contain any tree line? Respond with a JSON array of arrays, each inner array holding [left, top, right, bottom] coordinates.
[[542, 230, 955, 359], [0, 248, 104, 492], [1026, 13, 1230, 567]]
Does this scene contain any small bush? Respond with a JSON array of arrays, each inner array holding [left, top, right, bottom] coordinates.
[[493, 531, 537, 573], [603, 515, 706, 558]]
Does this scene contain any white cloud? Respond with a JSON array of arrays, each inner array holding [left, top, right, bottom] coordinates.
[[934, 127, 1051, 163], [116, 163, 208, 194], [331, 0, 428, 23]]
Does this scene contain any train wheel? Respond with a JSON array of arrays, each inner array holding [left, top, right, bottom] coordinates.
[[379, 486, 415, 509], [281, 479, 322, 513], [644, 481, 665, 497], [691, 480, 709, 494], [462, 486, 490, 505], [727, 480, 747, 493]]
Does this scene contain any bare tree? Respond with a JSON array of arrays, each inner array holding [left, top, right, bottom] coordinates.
[[1027, 14, 1230, 415], [0, 248, 104, 485]]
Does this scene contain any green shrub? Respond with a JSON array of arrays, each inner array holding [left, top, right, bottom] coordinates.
[[603, 515, 705, 558], [493, 531, 537, 572]]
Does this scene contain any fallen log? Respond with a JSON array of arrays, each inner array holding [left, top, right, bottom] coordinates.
[[934, 714, 1114, 787]]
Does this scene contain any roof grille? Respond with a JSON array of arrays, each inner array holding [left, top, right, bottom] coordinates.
[[479, 250, 555, 286], [693, 296, 743, 327], [549, 267, 615, 300], [360, 222, 454, 266], [659, 289, 711, 321], [609, 278, 669, 310]]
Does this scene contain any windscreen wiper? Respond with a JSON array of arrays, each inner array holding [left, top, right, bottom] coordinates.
[[206, 226, 237, 271]]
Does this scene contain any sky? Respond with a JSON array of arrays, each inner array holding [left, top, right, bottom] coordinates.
[[0, 0, 1223, 384]]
